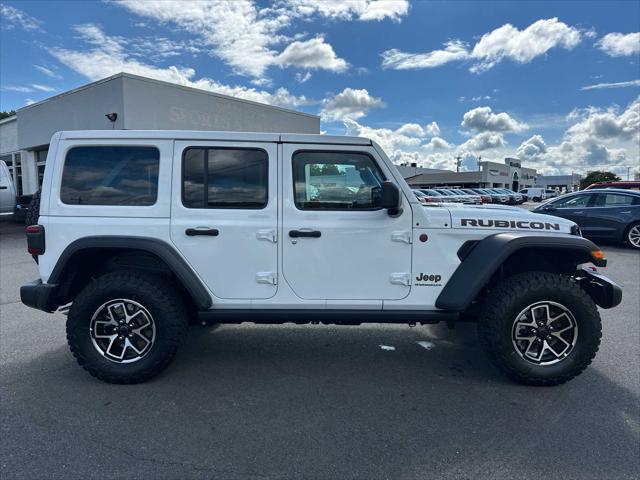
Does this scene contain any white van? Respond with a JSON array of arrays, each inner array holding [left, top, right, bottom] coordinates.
[[0, 160, 17, 218], [519, 187, 546, 202]]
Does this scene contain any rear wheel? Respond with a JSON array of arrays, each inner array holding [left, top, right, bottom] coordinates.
[[478, 271, 601, 386], [67, 271, 188, 383], [625, 222, 640, 250]]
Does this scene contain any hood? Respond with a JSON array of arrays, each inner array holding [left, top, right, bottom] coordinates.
[[448, 204, 576, 234]]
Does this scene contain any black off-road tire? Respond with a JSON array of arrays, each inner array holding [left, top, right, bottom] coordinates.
[[25, 189, 41, 226], [478, 271, 602, 386], [67, 271, 188, 384]]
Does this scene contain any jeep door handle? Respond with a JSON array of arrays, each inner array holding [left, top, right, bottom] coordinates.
[[289, 230, 321, 238], [185, 228, 219, 236], [0, 186, 7, 190]]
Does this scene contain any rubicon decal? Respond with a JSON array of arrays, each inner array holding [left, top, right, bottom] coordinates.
[[461, 219, 560, 230], [415, 273, 443, 286]]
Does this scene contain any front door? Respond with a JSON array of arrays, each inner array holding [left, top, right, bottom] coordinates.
[[281, 145, 413, 302], [170, 141, 278, 300]]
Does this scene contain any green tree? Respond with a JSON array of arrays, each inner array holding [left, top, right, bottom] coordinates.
[[579, 171, 621, 190], [0, 110, 16, 120]]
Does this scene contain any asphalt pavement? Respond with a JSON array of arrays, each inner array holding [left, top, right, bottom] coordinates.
[[1, 221, 639, 479]]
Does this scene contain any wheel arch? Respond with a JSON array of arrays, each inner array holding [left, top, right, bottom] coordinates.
[[435, 232, 606, 312], [48, 236, 212, 310]]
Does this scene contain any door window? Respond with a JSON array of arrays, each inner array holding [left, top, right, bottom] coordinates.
[[550, 194, 592, 208], [182, 148, 268, 209], [292, 151, 385, 210], [593, 193, 636, 207]]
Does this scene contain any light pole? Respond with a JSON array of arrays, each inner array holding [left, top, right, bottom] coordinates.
[[455, 155, 462, 173]]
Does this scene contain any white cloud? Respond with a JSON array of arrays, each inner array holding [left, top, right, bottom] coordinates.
[[25, 98, 36, 106], [381, 41, 469, 70], [295, 72, 312, 83], [381, 18, 582, 73], [516, 135, 547, 159], [581, 80, 640, 90], [112, 0, 358, 80], [425, 136, 451, 150], [321, 88, 384, 121], [426, 121, 440, 137], [597, 32, 640, 57], [344, 119, 426, 154], [396, 123, 425, 137], [1, 84, 56, 93], [285, 0, 409, 22], [34, 65, 61, 79], [276, 37, 348, 72], [49, 24, 311, 109], [0, 4, 41, 31], [461, 106, 528, 132], [458, 132, 506, 152], [566, 98, 639, 140]]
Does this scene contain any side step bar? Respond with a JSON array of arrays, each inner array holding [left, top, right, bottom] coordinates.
[[197, 309, 459, 325]]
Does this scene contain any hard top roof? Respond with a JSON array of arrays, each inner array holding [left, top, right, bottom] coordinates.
[[58, 130, 371, 146]]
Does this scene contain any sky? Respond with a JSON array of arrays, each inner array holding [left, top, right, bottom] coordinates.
[[1, 0, 639, 176]]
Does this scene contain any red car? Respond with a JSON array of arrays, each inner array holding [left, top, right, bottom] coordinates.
[[585, 181, 640, 191]]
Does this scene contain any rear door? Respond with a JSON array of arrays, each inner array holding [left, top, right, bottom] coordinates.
[[170, 141, 278, 300], [545, 193, 594, 224], [581, 192, 638, 239], [281, 145, 413, 302]]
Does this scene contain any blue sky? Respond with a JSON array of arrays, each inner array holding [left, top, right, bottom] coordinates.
[[1, 0, 639, 176]]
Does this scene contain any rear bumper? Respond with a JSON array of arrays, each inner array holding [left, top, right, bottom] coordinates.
[[20, 279, 59, 313], [578, 268, 622, 309]]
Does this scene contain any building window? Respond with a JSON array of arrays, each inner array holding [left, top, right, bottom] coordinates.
[[292, 151, 385, 210], [182, 147, 268, 209], [61, 146, 159, 206], [36, 149, 48, 188]]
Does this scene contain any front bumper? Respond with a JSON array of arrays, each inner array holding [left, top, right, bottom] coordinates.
[[20, 279, 59, 313], [578, 267, 622, 309]]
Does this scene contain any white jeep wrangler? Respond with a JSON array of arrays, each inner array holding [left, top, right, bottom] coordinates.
[[21, 130, 622, 385]]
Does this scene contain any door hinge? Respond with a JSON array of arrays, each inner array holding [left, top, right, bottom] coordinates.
[[256, 272, 277, 285], [256, 229, 277, 243], [391, 230, 412, 244], [390, 273, 411, 286]]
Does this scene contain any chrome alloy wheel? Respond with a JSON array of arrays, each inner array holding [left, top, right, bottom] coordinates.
[[511, 301, 578, 366], [628, 224, 640, 248], [90, 299, 156, 363]]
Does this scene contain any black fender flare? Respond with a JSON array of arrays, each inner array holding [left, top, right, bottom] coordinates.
[[435, 232, 605, 312], [48, 236, 212, 310]]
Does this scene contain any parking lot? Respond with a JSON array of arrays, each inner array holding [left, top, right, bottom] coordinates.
[[1, 221, 638, 480]]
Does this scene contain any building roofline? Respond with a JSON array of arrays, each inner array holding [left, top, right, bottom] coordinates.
[[17, 72, 320, 120], [0, 115, 17, 125]]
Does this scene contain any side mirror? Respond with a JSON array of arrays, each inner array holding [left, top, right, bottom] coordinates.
[[380, 181, 402, 216]]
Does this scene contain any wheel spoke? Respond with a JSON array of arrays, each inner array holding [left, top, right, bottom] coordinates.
[[512, 301, 578, 366], [90, 299, 156, 364]]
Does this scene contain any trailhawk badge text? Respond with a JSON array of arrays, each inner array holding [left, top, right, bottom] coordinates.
[[461, 219, 560, 230]]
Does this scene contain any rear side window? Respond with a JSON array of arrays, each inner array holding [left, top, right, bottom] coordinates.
[[182, 148, 268, 209], [61, 146, 159, 206]]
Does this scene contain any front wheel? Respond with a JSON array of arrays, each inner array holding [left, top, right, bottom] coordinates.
[[625, 222, 640, 250], [478, 272, 601, 386], [67, 271, 188, 383]]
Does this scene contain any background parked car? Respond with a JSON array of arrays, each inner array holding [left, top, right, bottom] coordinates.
[[0, 160, 17, 220], [449, 188, 482, 204], [520, 187, 547, 202], [584, 181, 640, 191], [533, 189, 640, 249], [487, 188, 514, 204], [462, 188, 491, 203], [434, 188, 464, 203], [418, 189, 445, 203], [498, 188, 524, 204], [472, 188, 507, 204], [545, 189, 559, 198]]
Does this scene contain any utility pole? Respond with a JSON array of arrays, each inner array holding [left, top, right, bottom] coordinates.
[[627, 166, 631, 181], [477, 155, 482, 171], [455, 155, 462, 173]]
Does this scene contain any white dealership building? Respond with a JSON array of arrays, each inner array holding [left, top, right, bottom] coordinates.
[[0, 73, 320, 197]]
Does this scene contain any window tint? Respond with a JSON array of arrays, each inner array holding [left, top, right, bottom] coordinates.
[[593, 193, 636, 207], [551, 194, 591, 208], [182, 148, 268, 209], [292, 151, 385, 210], [61, 146, 159, 206]]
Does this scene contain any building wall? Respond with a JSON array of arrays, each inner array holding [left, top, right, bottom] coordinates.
[[122, 75, 319, 134], [17, 76, 125, 149], [0, 116, 18, 154], [536, 174, 582, 192]]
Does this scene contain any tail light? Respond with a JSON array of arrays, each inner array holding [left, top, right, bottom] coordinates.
[[26, 224, 45, 255]]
